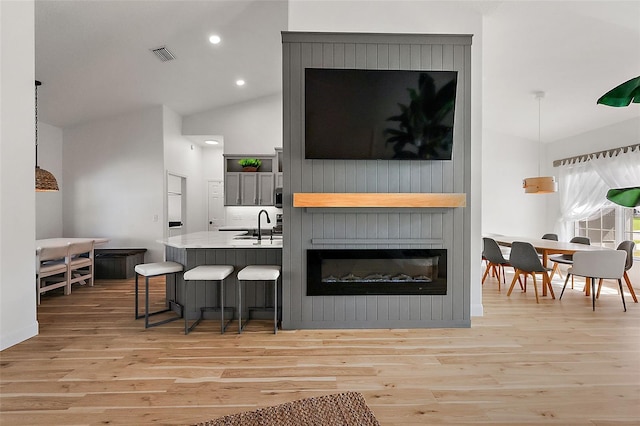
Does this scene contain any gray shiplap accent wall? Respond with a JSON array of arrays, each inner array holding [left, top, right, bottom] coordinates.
[[282, 32, 472, 329]]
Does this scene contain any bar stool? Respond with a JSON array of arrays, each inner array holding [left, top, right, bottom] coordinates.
[[134, 261, 183, 328], [237, 265, 280, 334], [182, 265, 235, 335]]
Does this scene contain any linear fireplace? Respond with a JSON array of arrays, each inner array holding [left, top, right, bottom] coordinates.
[[307, 249, 447, 296]]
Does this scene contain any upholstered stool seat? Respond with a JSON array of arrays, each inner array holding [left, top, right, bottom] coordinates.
[[135, 261, 183, 277], [134, 261, 183, 328], [183, 265, 234, 334], [237, 265, 281, 334]]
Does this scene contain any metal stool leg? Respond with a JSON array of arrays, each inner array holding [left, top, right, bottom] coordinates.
[[145, 276, 150, 328], [135, 273, 140, 319], [273, 279, 278, 334], [220, 279, 225, 334], [142, 273, 181, 329], [238, 279, 243, 333], [182, 275, 233, 334], [237, 265, 280, 334], [184, 281, 204, 335]]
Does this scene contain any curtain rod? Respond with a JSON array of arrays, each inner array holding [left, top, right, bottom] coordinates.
[[553, 143, 639, 167]]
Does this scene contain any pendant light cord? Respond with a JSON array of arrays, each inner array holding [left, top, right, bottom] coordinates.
[[536, 91, 544, 177], [538, 95, 541, 176]]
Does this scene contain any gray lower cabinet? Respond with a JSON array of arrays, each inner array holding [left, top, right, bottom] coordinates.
[[165, 245, 282, 323], [225, 172, 274, 206]]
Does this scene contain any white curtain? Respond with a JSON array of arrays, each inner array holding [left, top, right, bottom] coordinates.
[[590, 145, 640, 188], [556, 145, 639, 240]]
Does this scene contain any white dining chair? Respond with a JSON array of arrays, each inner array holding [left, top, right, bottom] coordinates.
[[36, 245, 69, 304], [560, 250, 627, 311], [67, 240, 95, 289]]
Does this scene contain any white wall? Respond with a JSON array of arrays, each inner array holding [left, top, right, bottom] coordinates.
[[182, 93, 282, 155], [202, 146, 225, 181], [288, 0, 486, 316], [547, 117, 640, 162], [36, 121, 63, 238], [482, 129, 552, 237], [63, 106, 166, 262], [183, 94, 283, 230], [0, 0, 39, 350], [163, 106, 206, 234]]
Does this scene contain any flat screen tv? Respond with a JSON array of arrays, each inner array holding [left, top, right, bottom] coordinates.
[[305, 68, 457, 160]]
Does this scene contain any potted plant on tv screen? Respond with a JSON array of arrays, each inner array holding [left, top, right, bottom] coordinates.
[[239, 158, 262, 172], [384, 73, 456, 159]]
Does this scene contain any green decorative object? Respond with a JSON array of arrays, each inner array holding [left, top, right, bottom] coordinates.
[[606, 187, 640, 207], [597, 76, 640, 107], [238, 158, 262, 171]]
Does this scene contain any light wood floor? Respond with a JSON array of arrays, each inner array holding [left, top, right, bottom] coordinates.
[[1, 271, 639, 425]]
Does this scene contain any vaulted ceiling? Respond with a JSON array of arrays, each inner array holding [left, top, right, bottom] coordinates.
[[35, 1, 639, 144]]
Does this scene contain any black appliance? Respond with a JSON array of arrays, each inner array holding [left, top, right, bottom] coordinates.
[[274, 187, 283, 208]]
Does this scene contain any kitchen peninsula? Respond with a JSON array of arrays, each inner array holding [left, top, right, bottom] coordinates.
[[160, 230, 282, 324]]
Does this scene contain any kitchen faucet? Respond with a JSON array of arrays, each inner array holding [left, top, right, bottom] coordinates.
[[257, 209, 271, 241]]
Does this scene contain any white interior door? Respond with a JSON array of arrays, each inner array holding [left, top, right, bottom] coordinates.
[[208, 180, 225, 230]]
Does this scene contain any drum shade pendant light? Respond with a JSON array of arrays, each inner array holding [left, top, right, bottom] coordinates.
[[523, 91, 557, 194], [35, 80, 59, 192]]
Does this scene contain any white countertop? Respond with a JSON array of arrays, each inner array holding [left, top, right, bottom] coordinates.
[[160, 231, 283, 249]]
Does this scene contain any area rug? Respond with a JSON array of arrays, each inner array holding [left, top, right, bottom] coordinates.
[[195, 391, 380, 426]]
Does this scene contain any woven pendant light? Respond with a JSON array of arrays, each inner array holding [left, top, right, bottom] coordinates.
[[35, 80, 59, 192]]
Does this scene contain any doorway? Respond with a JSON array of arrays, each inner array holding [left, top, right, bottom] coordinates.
[[208, 180, 225, 230], [167, 173, 186, 237]]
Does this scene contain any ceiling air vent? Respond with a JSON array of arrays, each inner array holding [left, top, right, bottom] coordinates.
[[150, 46, 176, 62]]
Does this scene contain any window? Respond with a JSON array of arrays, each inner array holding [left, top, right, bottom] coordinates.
[[624, 207, 640, 258], [576, 206, 640, 257]]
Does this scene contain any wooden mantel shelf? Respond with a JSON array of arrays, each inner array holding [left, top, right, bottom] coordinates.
[[293, 193, 466, 208]]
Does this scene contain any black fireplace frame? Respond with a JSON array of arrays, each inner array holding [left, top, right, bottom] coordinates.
[[306, 249, 447, 296]]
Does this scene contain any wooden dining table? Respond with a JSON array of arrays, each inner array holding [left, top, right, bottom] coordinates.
[[36, 237, 109, 254], [36, 238, 110, 286], [485, 234, 614, 297]]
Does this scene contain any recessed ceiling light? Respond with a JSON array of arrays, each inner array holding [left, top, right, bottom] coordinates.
[[209, 35, 221, 45], [236, 79, 245, 87], [205, 140, 219, 145]]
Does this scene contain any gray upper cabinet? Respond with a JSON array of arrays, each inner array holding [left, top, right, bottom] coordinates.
[[224, 154, 276, 206], [258, 173, 275, 205], [224, 172, 242, 205]]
